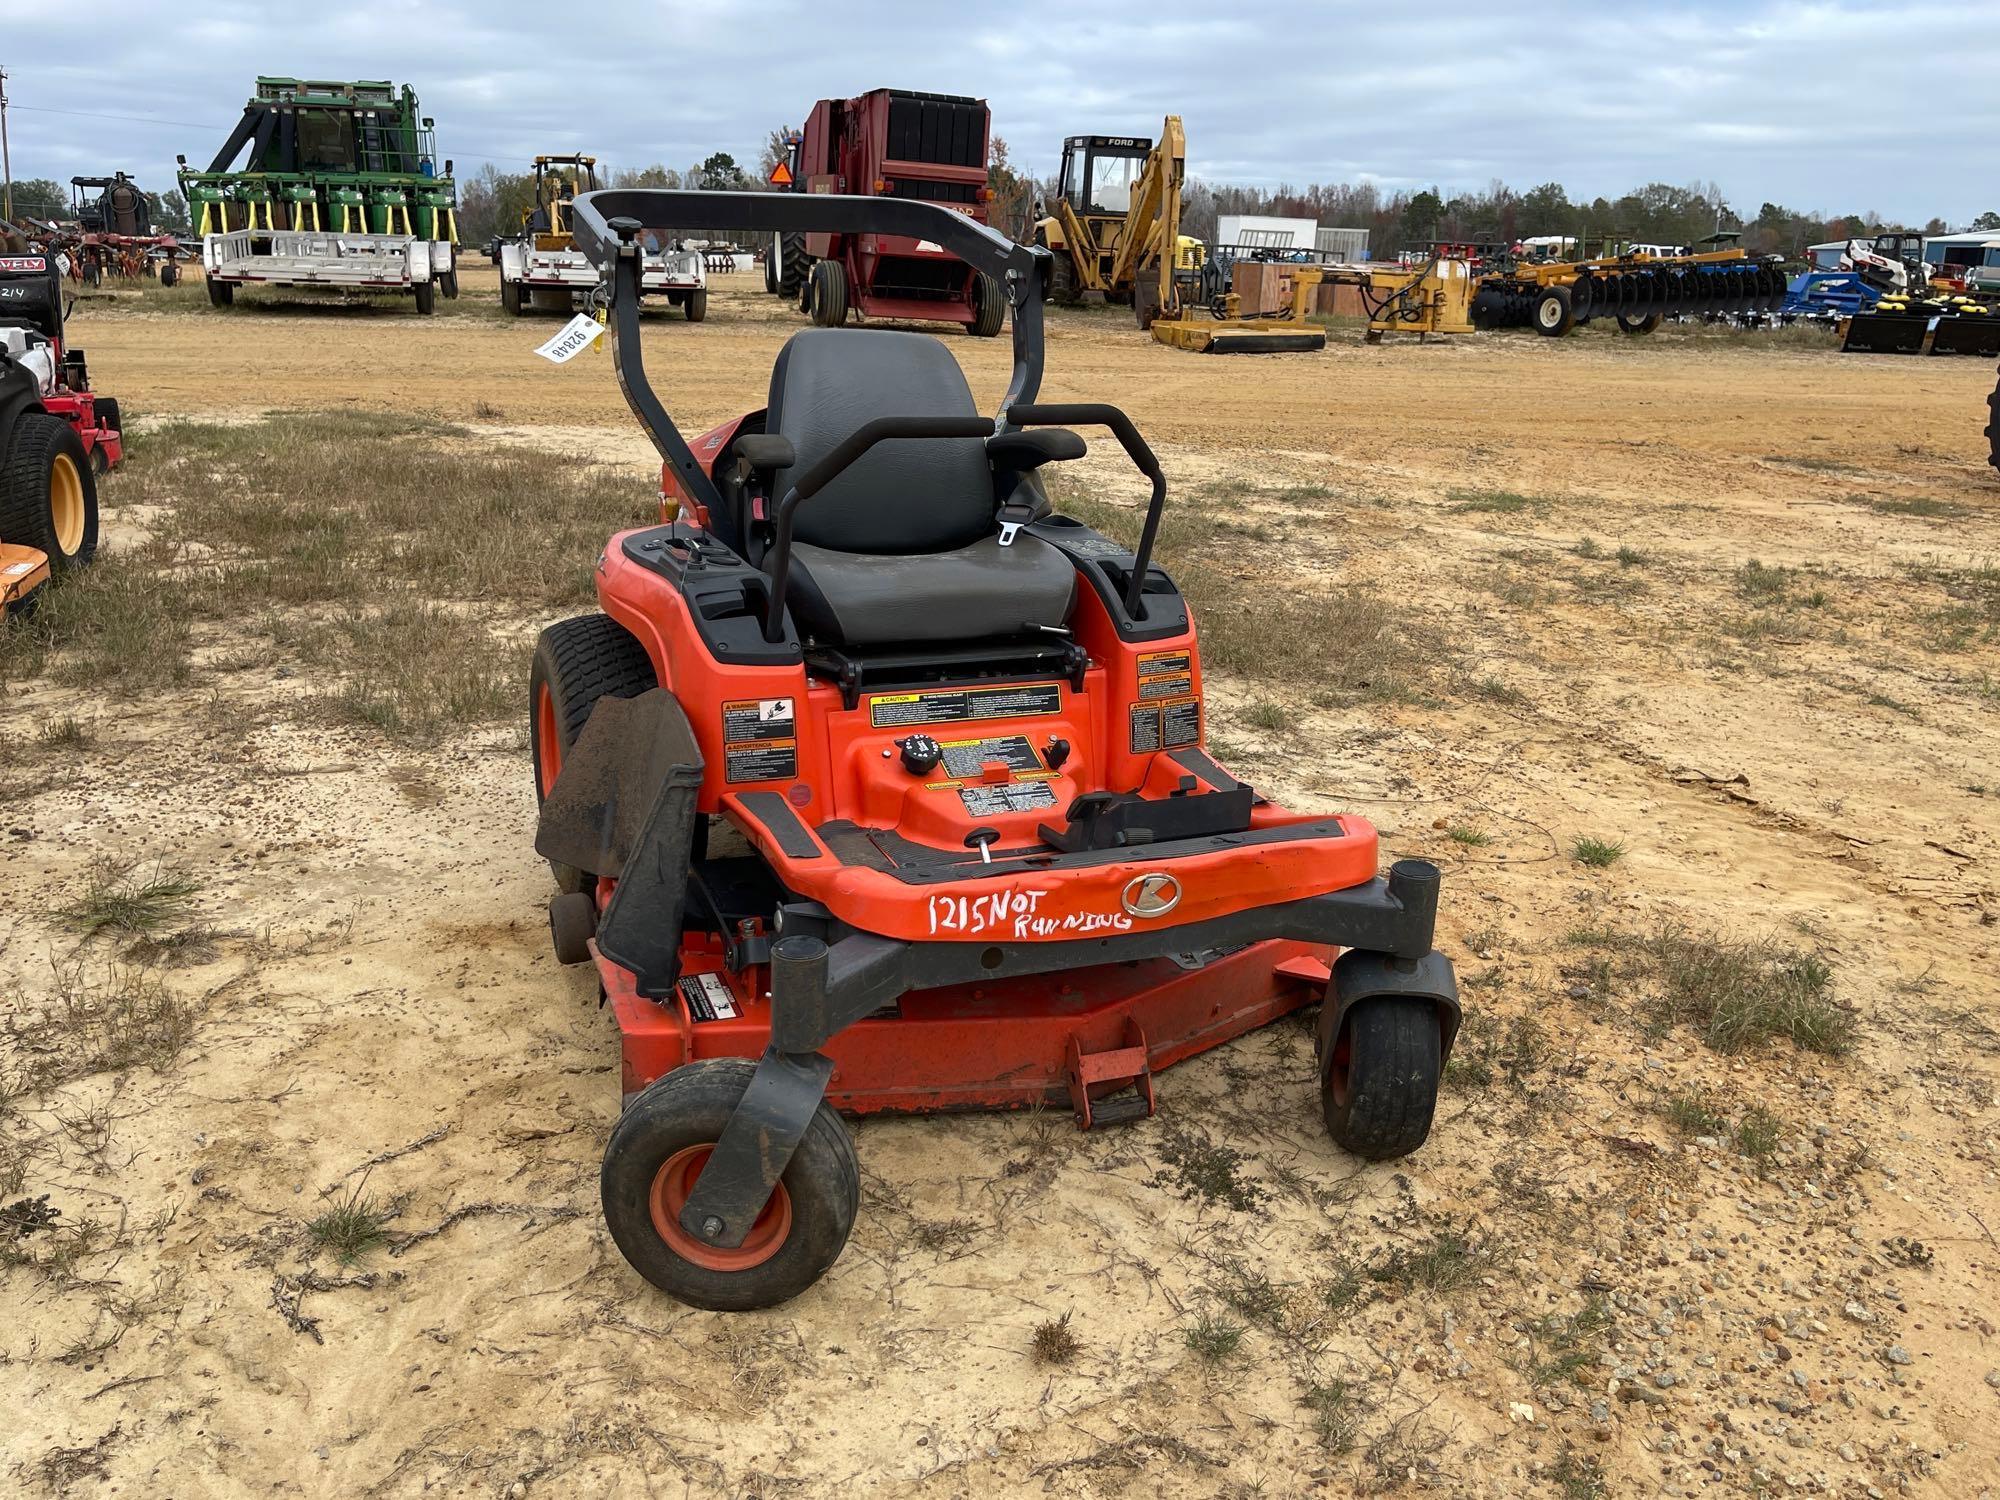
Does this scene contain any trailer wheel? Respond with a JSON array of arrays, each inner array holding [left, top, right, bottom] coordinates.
[[1532, 285, 1574, 337], [159, 262, 180, 289], [501, 277, 523, 317], [1, 414, 99, 577], [441, 269, 460, 301], [810, 260, 847, 327], [206, 277, 234, 308], [775, 231, 807, 297], [968, 272, 1006, 338], [1617, 312, 1663, 336], [684, 289, 708, 323], [414, 282, 436, 316], [530, 614, 658, 893], [1320, 997, 1442, 1161], [602, 1059, 858, 1310]]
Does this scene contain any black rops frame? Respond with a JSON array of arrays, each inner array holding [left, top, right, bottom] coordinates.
[[568, 190, 1174, 631]]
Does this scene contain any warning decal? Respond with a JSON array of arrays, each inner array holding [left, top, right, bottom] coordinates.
[[678, 971, 740, 1022], [722, 697, 796, 782], [937, 735, 1041, 779], [958, 780, 1059, 816], [869, 682, 1061, 729], [1137, 649, 1194, 701], [1129, 696, 1202, 753]]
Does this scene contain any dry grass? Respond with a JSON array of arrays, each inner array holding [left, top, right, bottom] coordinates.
[[1571, 925, 1851, 1055], [2, 963, 200, 1094], [59, 861, 199, 939]]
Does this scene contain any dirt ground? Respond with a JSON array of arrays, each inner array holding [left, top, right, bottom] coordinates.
[[3, 268, 1997, 1498]]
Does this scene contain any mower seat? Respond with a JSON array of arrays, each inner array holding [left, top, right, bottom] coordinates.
[[766, 328, 1075, 647]]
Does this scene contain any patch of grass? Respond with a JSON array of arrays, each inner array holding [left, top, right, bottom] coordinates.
[[1151, 1128, 1266, 1212], [1615, 545, 1647, 568], [287, 603, 524, 743], [1, 544, 196, 692], [1447, 825, 1492, 848], [1865, 496, 1964, 520], [1527, 1294, 1615, 1387], [1031, 1311, 1081, 1365], [1183, 1311, 1244, 1364], [1219, 1268, 1288, 1329], [59, 862, 200, 938], [1643, 927, 1849, 1055], [1735, 1105, 1783, 1173], [1737, 559, 1794, 600], [1572, 537, 1603, 559], [1551, 1444, 1608, 1500], [2, 963, 199, 1091], [1571, 836, 1626, 869], [1662, 1089, 1728, 1137], [1369, 1228, 1477, 1296], [34, 716, 93, 750], [1302, 1379, 1363, 1452], [1764, 453, 1864, 475], [1240, 700, 1290, 733], [1462, 674, 1527, 706], [305, 1182, 398, 1265], [1449, 488, 1543, 515]]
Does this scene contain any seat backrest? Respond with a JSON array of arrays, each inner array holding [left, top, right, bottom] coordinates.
[[767, 328, 994, 555]]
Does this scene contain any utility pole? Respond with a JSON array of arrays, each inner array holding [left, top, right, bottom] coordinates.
[[1, 67, 13, 222]]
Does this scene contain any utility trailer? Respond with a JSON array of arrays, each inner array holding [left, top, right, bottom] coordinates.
[[767, 89, 1005, 336], [178, 78, 458, 314], [500, 156, 706, 318]]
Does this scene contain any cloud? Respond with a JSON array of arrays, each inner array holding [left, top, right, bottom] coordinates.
[[2, 0, 1993, 224]]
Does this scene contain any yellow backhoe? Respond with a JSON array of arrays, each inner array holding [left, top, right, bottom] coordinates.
[[1033, 119, 1202, 327]]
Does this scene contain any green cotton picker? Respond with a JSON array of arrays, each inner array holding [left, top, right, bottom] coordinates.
[[177, 78, 460, 314]]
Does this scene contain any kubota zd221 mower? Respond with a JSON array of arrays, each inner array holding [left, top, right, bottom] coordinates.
[[535, 190, 1460, 1310]]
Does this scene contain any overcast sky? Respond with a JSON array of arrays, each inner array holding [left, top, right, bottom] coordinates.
[[4, 2, 1995, 226]]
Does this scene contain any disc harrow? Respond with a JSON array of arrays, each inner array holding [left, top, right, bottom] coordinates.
[[1471, 255, 1789, 336]]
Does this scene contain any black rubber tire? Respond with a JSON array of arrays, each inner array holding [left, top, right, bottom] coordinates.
[[602, 1058, 859, 1310], [1987, 363, 1999, 474], [1532, 285, 1574, 337], [1617, 311, 1663, 335], [1, 414, 99, 577], [763, 242, 777, 294], [1320, 998, 1442, 1161], [684, 288, 708, 323], [95, 398, 122, 435], [969, 272, 1005, 337], [83, 260, 101, 288], [206, 277, 233, 308], [549, 891, 597, 965], [159, 261, 180, 288], [776, 231, 808, 296], [529, 614, 658, 893], [413, 282, 436, 316], [441, 269, 460, 300], [501, 277, 523, 317], [1040, 234, 1081, 306], [810, 259, 847, 327]]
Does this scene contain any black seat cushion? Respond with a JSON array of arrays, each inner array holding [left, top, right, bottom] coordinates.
[[788, 536, 1076, 646], [768, 328, 995, 555]]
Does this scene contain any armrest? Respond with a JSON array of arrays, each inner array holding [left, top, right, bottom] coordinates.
[[735, 434, 797, 470], [987, 428, 1086, 471]]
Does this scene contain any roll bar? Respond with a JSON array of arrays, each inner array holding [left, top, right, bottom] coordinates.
[[569, 189, 1051, 520]]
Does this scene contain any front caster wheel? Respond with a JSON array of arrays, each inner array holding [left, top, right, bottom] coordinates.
[[601, 1058, 858, 1310], [1320, 997, 1441, 1160]]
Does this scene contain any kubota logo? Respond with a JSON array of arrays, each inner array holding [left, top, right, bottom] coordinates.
[[1120, 873, 1181, 919]]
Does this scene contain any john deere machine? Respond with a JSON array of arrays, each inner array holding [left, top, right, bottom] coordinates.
[[1033, 118, 1204, 322], [499, 155, 705, 318], [177, 78, 459, 313]]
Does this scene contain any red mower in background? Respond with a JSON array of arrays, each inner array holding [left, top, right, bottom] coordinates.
[[535, 190, 1460, 1310], [1, 254, 121, 612], [765, 89, 1006, 337]]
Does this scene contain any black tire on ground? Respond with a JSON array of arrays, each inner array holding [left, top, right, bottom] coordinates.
[[969, 272, 1005, 337], [501, 277, 524, 316], [776, 231, 808, 297], [1532, 285, 1575, 337], [159, 261, 180, 288], [1617, 311, 1663, 335], [529, 614, 658, 893], [763, 242, 778, 295], [1040, 235, 1080, 306], [685, 288, 708, 323], [83, 260, 101, 288], [95, 398, 122, 434], [206, 277, 234, 308], [601, 1058, 859, 1310], [549, 891, 597, 965], [0, 413, 99, 577], [810, 259, 847, 327], [1320, 997, 1443, 1161], [441, 269, 460, 300], [413, 282, 436, 315]]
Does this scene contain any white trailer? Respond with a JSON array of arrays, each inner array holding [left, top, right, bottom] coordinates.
[[199, 228, 454, 313], [500, 237, 706, 319]]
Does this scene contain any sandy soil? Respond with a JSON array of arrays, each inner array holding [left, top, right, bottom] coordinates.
[[4, 271, 1998, 1497]]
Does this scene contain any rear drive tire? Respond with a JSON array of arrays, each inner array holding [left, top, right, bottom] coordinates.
[[530, 614, 659, 893], [776, 231, 807, 296], [810, 259, 847, 327], [684, 288, 708, 323], [0, 414, 99, 577], [1532, 285, 1575, 337], [969, 272, 1005, 337], [206, 277, 234, 308], [602, 1059, 859, 1310], [413, 282, 436, 315], [1320, 998, 1442, 1161]]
